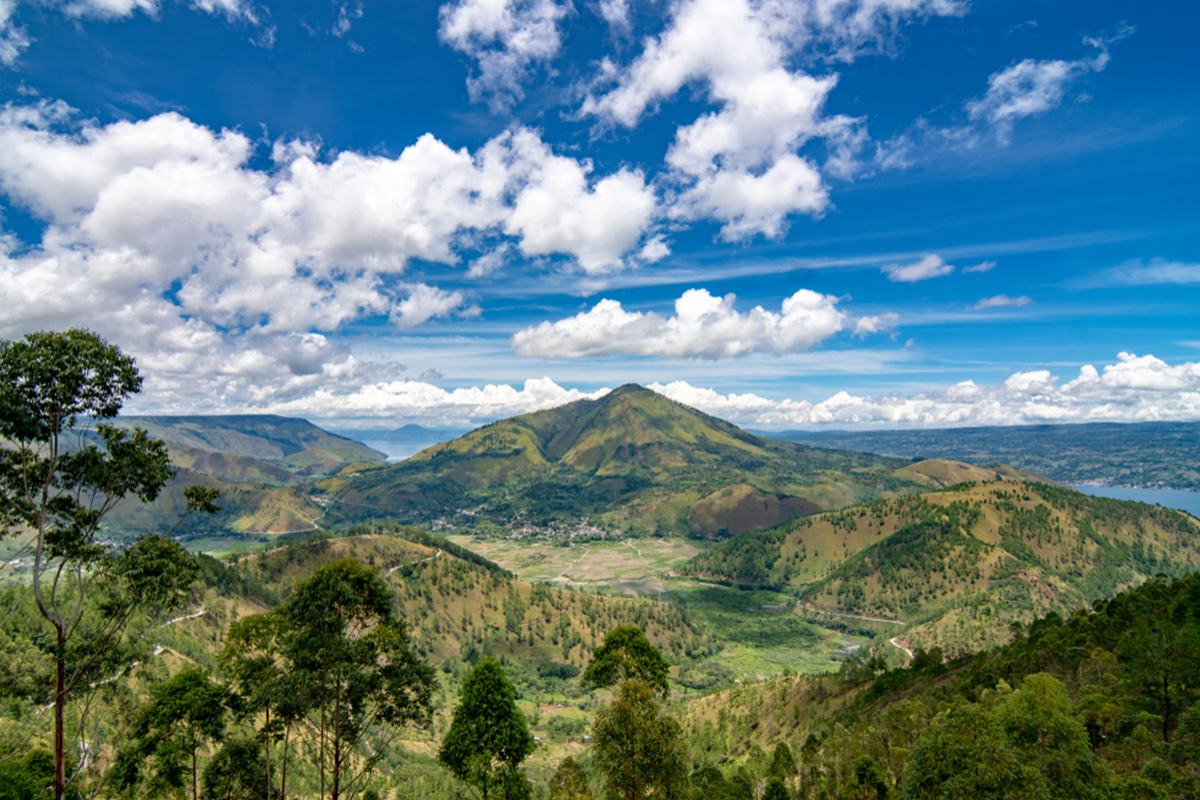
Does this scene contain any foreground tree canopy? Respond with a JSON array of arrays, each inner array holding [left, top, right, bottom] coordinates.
[[581, 625, 672, 698], [439, 656, 535, 799]]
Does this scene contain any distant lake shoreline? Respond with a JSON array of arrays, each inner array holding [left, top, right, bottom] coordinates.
[[1070, 485, 1200, 519]]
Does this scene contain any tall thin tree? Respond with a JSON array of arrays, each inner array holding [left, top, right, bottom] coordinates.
[[0, 329, 218, 800]]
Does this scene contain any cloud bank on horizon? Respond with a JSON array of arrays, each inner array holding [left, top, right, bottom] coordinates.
[[254, 351, 1200, 430], [0, 0, 1195, 430]]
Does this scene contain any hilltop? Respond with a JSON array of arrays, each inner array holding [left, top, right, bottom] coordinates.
[[321, 385, 942, 538], [90, 415, 385, 543], [114, 414, 386, 479], [682, 473, 1200, 652]]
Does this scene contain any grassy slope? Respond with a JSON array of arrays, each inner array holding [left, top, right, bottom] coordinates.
[[325, 386, 932, 538], [115, 414, 386, 465], [682, 469, 1200, 653]]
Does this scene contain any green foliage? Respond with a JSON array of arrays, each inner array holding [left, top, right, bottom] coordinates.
[[116, 667, 231, 800], [845, 756, 889, 800], [591, 678, 689, 800], [582, 626, 671, 698], [438, 656, 535, 799], [201, 737, 272, 800], [351, 523, 513, 577], [279, 559, 436, 800], [762, 778, 790, 800], [900, 703, 1045, 800], [0, 749, 76, 800], [549, 757, 593, 800], [683, 479, 1200, 654], [769, 742, 797, 783]]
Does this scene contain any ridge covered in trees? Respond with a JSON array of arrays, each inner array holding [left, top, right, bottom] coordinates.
[[681, 479, 1200, 652]]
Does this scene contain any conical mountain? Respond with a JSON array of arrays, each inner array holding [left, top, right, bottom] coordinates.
[[325, 386, 942, 538]]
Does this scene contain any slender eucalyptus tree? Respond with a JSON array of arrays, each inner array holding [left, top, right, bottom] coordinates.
[[0, 329, 218, 800]]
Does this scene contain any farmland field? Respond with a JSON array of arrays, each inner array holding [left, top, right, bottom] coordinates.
[[445, 534, 712, 594]]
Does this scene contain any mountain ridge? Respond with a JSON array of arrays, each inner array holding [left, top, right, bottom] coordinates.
[[324, 386, 949, 538], [681, 477, 1200, 652]]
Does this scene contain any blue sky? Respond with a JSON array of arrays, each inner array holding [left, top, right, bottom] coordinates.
[[0, 0, 1196, 429]]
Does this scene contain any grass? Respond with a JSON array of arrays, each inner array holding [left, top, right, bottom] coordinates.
[[672, 585, 865, 679]]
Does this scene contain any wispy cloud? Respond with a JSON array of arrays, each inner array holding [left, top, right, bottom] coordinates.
[[962, 260, 996, 273], [972, 294, 1031, 310], [1086, 258, 1200, 287], [882, 254, 954, 282], [853, 313, 900, 338], [966, 25, 1133, 144]]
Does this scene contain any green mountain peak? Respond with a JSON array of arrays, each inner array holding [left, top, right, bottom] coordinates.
[[324, 388, 932, 538]]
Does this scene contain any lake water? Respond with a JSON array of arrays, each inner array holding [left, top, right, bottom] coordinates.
[[1070, 485, 1200, 519]]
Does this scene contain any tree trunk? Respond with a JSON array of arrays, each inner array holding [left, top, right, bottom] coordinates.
[[331, 676, 343, 800], [264, 708, 271, 800], [1163, 673, 1171, 743], [55, 622, 66, 800], [193, 741, 199, 800], [281, 725, 291, 800]]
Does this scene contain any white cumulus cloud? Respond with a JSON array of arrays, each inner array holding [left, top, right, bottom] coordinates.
[[439, 0, 570, 111], [510, 288, 846, 359], [0, 102, 665, 412], [580, 0, 960, 239], [501, 129, 657, 273], [647, 352, 1200, 429]]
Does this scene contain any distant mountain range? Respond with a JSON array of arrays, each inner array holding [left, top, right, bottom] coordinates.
[[318, 385, 967, 537], [324, 423, 470, 461], [115, 414, 386, 478], [761, 421, 1200, 490], [98, 415, 386, 540]]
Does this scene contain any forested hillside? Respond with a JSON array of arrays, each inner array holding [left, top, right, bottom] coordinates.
[[675, 571, 1200, 800], [0, 527, 712, 799], [683, 477, 1200, 652]]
